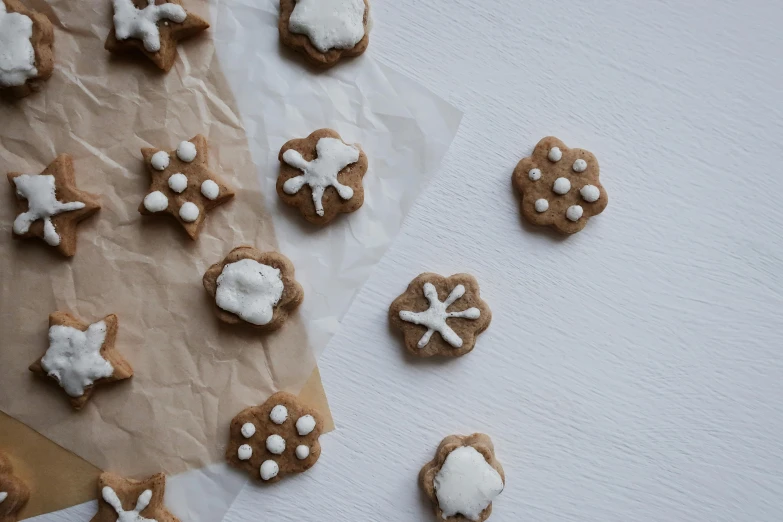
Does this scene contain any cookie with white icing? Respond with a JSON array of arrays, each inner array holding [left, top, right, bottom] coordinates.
[[29, 312, 133, 410], [389, 273, 492, 358], [139, 135, 235, 240], [420, 434, 505, 522], [0, 452, 30, 522], [277, 129, 368, 225], [226, 391, 322, 484], [203, 246, 304, 331], [7, 154, 101, 257], [105, 0, 209, 72], [278, 0, 370, 68], [90, 472, 179, 522], [513, 136, 608, 234], [0, 0, 54, 99]]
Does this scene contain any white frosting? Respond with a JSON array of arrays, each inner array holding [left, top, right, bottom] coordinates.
[[548, 147, 562, 162], [283, 137, 359, 217], [580, 184, 600, 202], [434, 446, 504, 522], [102, 486, 156, 522], [270, 405, 288, 425], [237, 444, 252, 461], [0, 492, 7, 504], [288, 0, 366, 53], [266, 434, 286, 455], [150, 151, 170, 171], [573, 159, 587, 172], [112, 0, 186, 52], [0, 2, 38, 87], [176, 141, 197, 162], [12, 174, 86, 246], [534, 199, 549, 213], [566, 205, 584, 221], [178, 201, 199, 222], [553, 177, 571, 195], [143, 191, 168, 213], [295, 445, 310, 460], [41, 320, 114, 398], [215, 259, 285, 326], [260, 460, 279, 481], [527, 168, 541, 181], [241, 422, 256, 438], [398, 283, 481, 349], [200, 179, 219, 200], [167, 173, 188, 193], [295, 414, 316, 436]]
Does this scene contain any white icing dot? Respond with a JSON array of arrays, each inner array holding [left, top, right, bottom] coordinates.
[[567, 205, 584, 221], [143, 191, 168, 212], [177, 141, 197, 163], [295, 445, 310, 460], [178, 202, 200, 222], [151, 151, 170, 171], [580, 185, 601, 203], [201, 179, 219, 200], [296, 415, 316, 436], [266, 434, 286, 455], [534, 199, 549, 213], [528, 168, 541, 181], [573, 159, 588, 172], [167, 173, 188, 193], [548, 147, 562, 162], [553, 177, 571, 195], [241, 422, 256, 438], [260, 460, 279, 481], [237, 444, 253, 461], [270, 405, 288, 425]]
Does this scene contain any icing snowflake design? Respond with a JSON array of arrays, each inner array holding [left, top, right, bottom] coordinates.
[[0, 2, 38, 87], [102, 486, 156, 522], [13, 174, 85, 246], [399, 283, 481, 349], [288, 0, 366, 53], [41, 320, 113, 398], [282, 137, 359, 217], [112, 0, 186, 52]]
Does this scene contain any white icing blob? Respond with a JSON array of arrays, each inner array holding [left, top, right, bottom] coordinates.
[[548, 147, 562, 162], [215, 259, 285, 326], [573, 158, 587, 172], [296, 414, 316, 436], [237, 444, 253, 461], [41, 320, 114, 398], [260, 460, 279, 481], [167, 173, 188, 193], [201, 179, 219, 200], [241, 422, 256, 438], [434, 446, 504, 522], [0, 492, 8, 504], [102, 486, 154, 522], [580, 184, 600, 202], [553, 177, 571, 195], [176, 140, 197, 162], [112, 0, 186, 52], [178, 201, 199, 222], [266, 434, 286, 455], [295, 445, 310, 460], [0, 2, 38, 87], [288, 0, 366, 53], [527, 168, 541, 181], [534, 199, 549, 213], [143, 191, 168, 213], [567, 205, 584, 221], [283, 137, 359, 217], [398, 283, 481, 349], [12, 174, 86, 246], [270, 405, 288, 425], [150, 150, 170, 171]]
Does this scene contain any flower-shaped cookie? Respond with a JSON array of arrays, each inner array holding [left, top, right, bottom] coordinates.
[[513, 136, 608, 234], [389, 273, 492, 358], [0, 452, 30, 522], [90, 472, 179, 522], [203, 246, 304, 331], [226, 392, 323, 483], [420, 434, 505, 522], [0, 0, 54, 99]]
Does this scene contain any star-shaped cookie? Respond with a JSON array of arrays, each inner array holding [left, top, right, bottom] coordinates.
[[90, 472, 179, 522], [0, 0, 55, 99], [105, 0, 210, 72], [29, 312, 133, 410], [138, 135, 234, 240], [7, 154, 101, 257], [0, 452, 30, 522]]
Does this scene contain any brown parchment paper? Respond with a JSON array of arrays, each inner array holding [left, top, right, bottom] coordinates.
[[0, 0, 323, 479]]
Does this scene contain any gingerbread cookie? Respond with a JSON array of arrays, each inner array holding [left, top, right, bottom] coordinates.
[[278, 0, 370, 68], [389, 273, 491, 358], [226, 392, 322, 483], [29, 312, 133, 410], [139, 135, 234, 240], [91, 472, 179, 522], [8, 154, 101, 257], [203, 246, 304, 331], [105, 0, 209, 72], [277, 129, 368, 225], [0, 0, 54, 99], [513, 136, 608, 234], [420, 434, 505, 522], [0, 452, 30, 522]]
